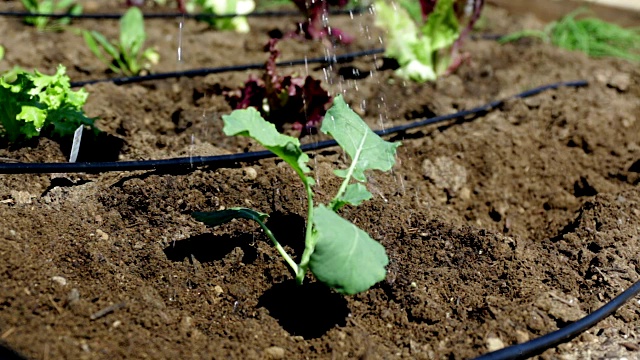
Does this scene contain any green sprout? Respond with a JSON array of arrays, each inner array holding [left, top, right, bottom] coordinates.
[[0, 45, 4, 61], [193, 95, 400, 295], [83, 7, 160, 76], [500, 9, 640, 62], [20, 0, 82, 31], [0, 65, 98, 143]]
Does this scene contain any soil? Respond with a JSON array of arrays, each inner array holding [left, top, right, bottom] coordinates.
[[1, 1, 640, 359]]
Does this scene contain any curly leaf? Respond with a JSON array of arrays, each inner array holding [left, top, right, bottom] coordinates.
[[321, 95, 400, 182], [0, 65, 97, 142], [309, 205, 388, 295]]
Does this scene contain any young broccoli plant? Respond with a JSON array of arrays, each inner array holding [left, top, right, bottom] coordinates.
[[20, 0, 82, 30], [186, 0, 255, 33], [193, 95, 400, 294], [0, 65, 98, 143], [374, 0, 484, 82], [225, 39, 331, 135], [83, 7, 159, 76]]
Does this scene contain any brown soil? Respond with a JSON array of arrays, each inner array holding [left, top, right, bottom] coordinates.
[[1, 1, 640, 359]]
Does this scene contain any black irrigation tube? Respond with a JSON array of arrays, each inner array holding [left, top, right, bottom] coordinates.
[[69, 48, 386, 87], [0, 79, 588, 175], [0, 7, 370, 20], [473, 279, 640, 360]]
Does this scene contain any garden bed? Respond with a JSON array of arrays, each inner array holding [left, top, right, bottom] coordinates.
[[1, 1, 639, 359]]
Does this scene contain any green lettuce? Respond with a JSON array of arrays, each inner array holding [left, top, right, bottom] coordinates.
[[187, 0, 255, 33], [0, 65, 97, 143], [374, 0, 484, 82]]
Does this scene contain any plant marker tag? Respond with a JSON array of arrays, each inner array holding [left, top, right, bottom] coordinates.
[[69, 125, 83, 163]]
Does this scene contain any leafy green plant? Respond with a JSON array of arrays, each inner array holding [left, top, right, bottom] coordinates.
[[374, 0, 484, 82], [20, 0, 82, 30], [0, 65, 98, 143], [186, 0, 255, 33], [83, 7, 159, 76], [193, 95, 400, 294], [499, 9, 640, 62]]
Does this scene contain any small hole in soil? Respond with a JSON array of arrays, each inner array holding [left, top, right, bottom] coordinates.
[[258, 280, 349, 339], [628, 159, 640, 173], [573, 176, 598, 197], [163, 233, 258, 264]]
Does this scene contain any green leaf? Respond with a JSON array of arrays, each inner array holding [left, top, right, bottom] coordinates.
[[321, 95, 400, 182], [309, 205, 388, 295], [421, 0, 459, 50], [374, 0, 462, 81], [0, 65, 97, 142], [223, 107, 314, 185], [332, 183, 372, 211], [120, 7, 146, 56], [193, 207, 268, 227], [0, 45, 4, 61], [15, 105, 46, 136], [84, 30, 121, 68]]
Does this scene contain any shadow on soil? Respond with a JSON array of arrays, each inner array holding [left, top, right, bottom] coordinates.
[[163, 233, 258, 264], [258, 280, 349, 339]]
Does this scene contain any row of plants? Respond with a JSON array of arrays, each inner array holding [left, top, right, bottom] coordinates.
[[3, 2, 640, 358], [2, 0, 640, 294]]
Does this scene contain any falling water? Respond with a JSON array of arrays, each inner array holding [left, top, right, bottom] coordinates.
[[177, 15, 185, 63]]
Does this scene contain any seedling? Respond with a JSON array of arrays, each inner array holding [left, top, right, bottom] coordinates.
[[20, 0, 82, 30], [83, 7, 159, 76], [225, 39, 331, 135], [0, 45, 4, 61], [186, 0, 255, 33], [193, 95, 400, 294], [500, 9, 640, 62], [0, 65, 98, 143], [374, 0, 484, 82]]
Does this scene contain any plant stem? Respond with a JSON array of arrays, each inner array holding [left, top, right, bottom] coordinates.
[[330, 131, 367, 208], [295, 181, 316, 284], [254, 218, 299, 277]]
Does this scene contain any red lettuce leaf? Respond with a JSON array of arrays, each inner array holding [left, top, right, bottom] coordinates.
[[225, 39, 331, 135]]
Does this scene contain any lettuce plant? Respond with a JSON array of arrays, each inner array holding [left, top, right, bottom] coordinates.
[[289, 0, 354, 44], [374, 0, 484, 82], [20, 0, 82, 30], [0, 65, 97, 143], [83, 7, 159, 76], [186, 0, 255, 33], [225, 39, 331, 135], [193, 96, 400, 294]]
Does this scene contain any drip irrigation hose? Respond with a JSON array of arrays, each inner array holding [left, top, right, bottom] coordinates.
[[473, 279, 640, 360], [0, 7, 370, 20], [68, 48, 386, 87], [0, 79, 587, 175]]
